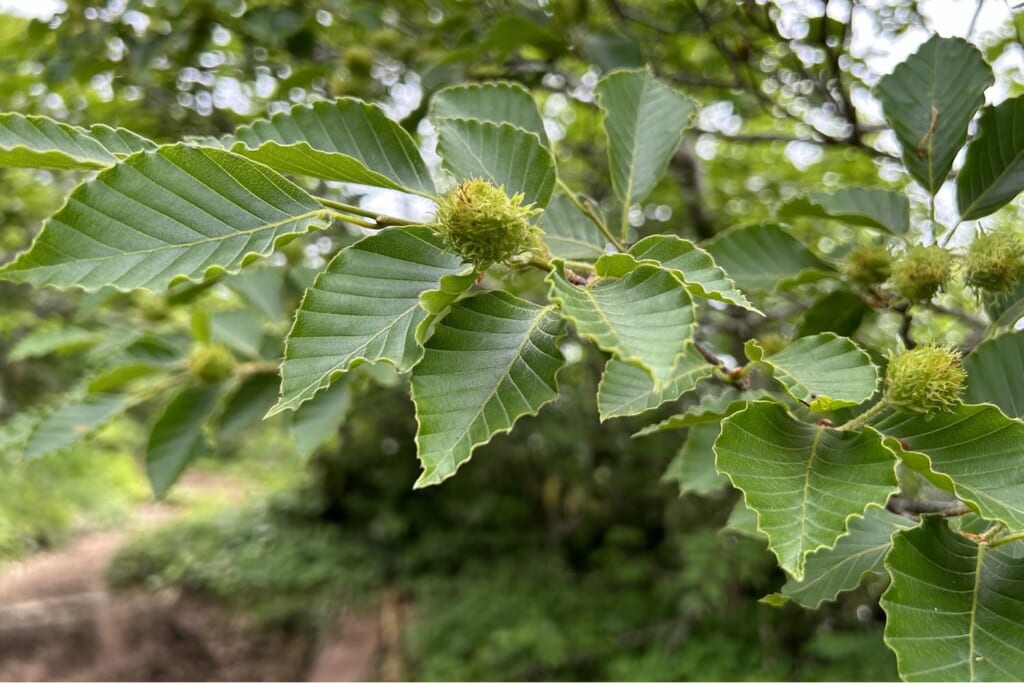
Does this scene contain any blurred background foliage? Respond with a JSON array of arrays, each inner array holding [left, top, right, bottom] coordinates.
[[1, 0, 1021, 680]]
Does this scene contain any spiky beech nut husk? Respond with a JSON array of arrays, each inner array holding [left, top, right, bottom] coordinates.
[[884, 344, 966, 415], [342, 47, 375, 78], [889, 245, 952, 302], [964, 228, 1024, 294], [433, 179, 542, 268], [188, 344, 237, 384], [844, 245, 892, 289], [756, 332, 787, 356]]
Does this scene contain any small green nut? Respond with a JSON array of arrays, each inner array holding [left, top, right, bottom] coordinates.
[[965, 228, 1024, 295], [756, 332, 787, 356], [889, 245, 952, 302], [188, 344, 237, 384], [844, 246, 892, 289], [433, 179, 542, 268], [342, 46, 375, 78], [884, 344, 966, 415]]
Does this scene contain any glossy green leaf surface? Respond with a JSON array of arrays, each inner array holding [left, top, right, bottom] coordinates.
[[411, 291, 565, 487], [0, 145, 331, 292], [797, 290, 870, 337], [882, 516, 1024, 681], [0, 113, 155, 169], [715, 401, 898, 579], [662, 422, 728, 497], [747, 333, 878, 411], [539, 193, 607, 260], [24, 393, 134, 459], [435, 117, 555, 207], [876, 35, 993, 194], [596, 345, 713, 420], [146, 384, 221, 498], [273, 226, 472, 415], [705, 224, 834, 293], [780, 188, 910, 234], [957, 94, 1024, 220], [430, 81, 547, 143], [964, 331, 1024, 418], [226, 99, 435, 195], [547, 261, 695, 386], [291, 378, 352, 458]]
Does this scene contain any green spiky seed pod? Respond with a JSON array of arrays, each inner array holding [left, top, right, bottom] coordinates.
[[964, 228, 1024, 294], [844, 246, 892, 289], [433, 179, 542, 268], [756, 332, 787, 356], [889, 245, 952, 302], [188, 344, 237, 384], [342, 47, 375, 79], [884, 344, 965, 415]]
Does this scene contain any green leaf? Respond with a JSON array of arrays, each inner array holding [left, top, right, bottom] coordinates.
[[146, 384, 221, 498], [771, 505, 913, 609], [797, 290, 870, 337], [874, 404, 1024, 531], [0, 113, 155, 170], [780, 188, 910, 235], [291, 377, 352, 458], [876, 35, 993, 194], [596, 345, 713, 420], [217, 374, 280, 441], [411, 291, 565, 487], [539, 193, 607, 260], [211, 309, 264, 359], [634, 386, 776, 436], [715, 401, 898, 579], [595, 68, 696, 228], [547, 261, 695, 386], [705, 224, 834, 293], [628, 234, 758, 312], [0, 145, 331, 292], [746, 333, 879, 412], [662, 422, 729, 497], [24, 393, 134, 459], [8, 325, 102, 361], [964, 331, 1024, 418], [435, 117, 556, 207], [86, 362, 160, 393], [225, 266, 286, 321], [430, 81, 547, 143], [882, 516, 1024, 681], [983, 275, 1024, 328], [957, 94, 1024, 220], [272, 226, 473, 415], [225, 99, 435, 195]]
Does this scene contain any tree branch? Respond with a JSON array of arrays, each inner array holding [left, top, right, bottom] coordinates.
[[886, 495, 970, 519]]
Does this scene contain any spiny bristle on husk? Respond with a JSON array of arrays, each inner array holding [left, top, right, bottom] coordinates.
[[433, 179, 543, 268], [889, 245, 952, 302], [884, 344, 965, 415], [965, 228, 1024, 295], [844, 245, 892, 289]]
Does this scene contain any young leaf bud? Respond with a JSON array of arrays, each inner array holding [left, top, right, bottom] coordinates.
[[188, 344, 237, 384], [433, 178, 542, 268], [964, 228, 1024, 294], [844, 246, 892, 289], [884, 344, 965, 415], [889, 245, 952, 302]]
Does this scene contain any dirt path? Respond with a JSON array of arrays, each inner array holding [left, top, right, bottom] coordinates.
[[0, 472, 381, 681]]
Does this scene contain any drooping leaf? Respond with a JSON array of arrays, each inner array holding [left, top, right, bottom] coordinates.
[[662, 422, 729, 497], [876, 35, 993, 194], [272, 226, 473, 414], [780, 188, 910, 235], [146, 384, 221, 498], [874, 404, 1024, 531], [430, 81, 547, 143], [225, 99, 435, 195], [628, 234, 758, 311], [722, 498, 763, 540], [24, 393, 134, 459], [0, 113, 155, 170], [210, 309, 264, 359], [411, 291, 565, 487], [705, 224, 834, 293], [715, 401, 898, 579], [539, 193, 607, 260], [634, 386, 776, 436], [964, 331, 1024, 418], [746, 333, 878, 412], [217, 373, 280, 441], [596, 345, 713, 420], [547, 261, 695, 386], [291, 377, 352, 458], [594, 68, 696, 231], [797, 290, 870, 337], [225, 266, 286, 321], [957, 94, 1024, 220], [882, 516, 1024, 681], [8, 326, 102, 361], [770, 505, 913, 609], [435, 117, 556, 207], [0, 145, 331, 292]]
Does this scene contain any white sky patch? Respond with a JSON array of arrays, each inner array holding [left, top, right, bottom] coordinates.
[[0, 0, 64, 18]]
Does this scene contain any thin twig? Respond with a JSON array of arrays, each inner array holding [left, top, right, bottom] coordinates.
[[886, 495, 971, 519], [318, 197, 420, 228], [556, 178, 626, 251]]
